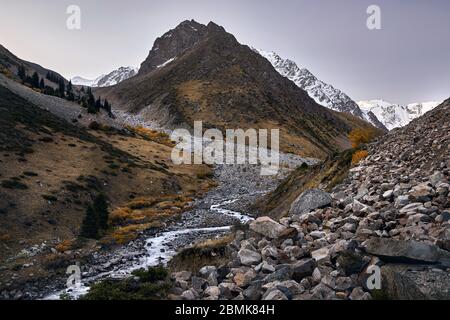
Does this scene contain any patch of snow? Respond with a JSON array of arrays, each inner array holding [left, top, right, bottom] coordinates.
[[156, 57, 176, 69]]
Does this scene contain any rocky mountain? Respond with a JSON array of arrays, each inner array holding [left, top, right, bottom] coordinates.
[[98, 20, 380, 158], [168, 98, 450, 300], [256, 50, 387, 130], [72, 66, 139, 87], [358, 99, 441, 130]]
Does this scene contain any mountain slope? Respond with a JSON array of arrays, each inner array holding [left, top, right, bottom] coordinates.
[[358, 100, 441, 130], [98, 20, 380, 158], [72, 66, 139, 88], [0, 44, 68, 87], [256, 50, 387, 131]]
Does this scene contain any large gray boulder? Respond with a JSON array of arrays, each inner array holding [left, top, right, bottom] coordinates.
[[364, 238, 450, 265], [289, 189, 332, 215], [249, 217, 287, 239]]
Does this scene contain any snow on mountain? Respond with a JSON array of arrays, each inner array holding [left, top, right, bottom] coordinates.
[[72, 66, 138, 87], [358, 100, 441, 130], [255, 49, 386, 130]]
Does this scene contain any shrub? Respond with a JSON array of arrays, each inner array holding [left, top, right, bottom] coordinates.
[[352, 150, 369, 165], [349, 128, 379, 148]]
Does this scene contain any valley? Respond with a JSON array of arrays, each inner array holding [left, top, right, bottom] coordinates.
[[0, 18, 448, 301]]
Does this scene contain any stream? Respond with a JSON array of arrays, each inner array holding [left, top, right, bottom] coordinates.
[[44, 155, 314, 300]]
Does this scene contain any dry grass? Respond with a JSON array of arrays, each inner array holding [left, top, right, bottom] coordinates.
[[55, 239, 75, 253], [127, 126, 174, 147]]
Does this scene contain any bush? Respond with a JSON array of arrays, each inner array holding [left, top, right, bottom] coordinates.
[[349, 128, 379, 148], [81, 267, 171, 300], [352, 150, 369, 165]]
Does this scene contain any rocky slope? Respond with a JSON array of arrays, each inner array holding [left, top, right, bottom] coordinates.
[[256, 50, 387, 131], [72, 67, 139, 88], [358, 100, 441, 130], [98, 20, 379, 158], [166, 99, 450, 300]]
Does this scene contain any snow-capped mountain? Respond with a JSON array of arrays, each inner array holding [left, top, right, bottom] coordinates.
[[72, 66, 138, 87], [358, 100, 441, 130], [255, 49, 387, 130]]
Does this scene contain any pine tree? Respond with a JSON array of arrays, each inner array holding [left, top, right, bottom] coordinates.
[[93, 194, 109, 230], [86, 88, 96, 114], [31, 72, 40, 88], [58, 78, 65, 98], [66, 80, 75, 101], [80, 205, 99, 239], [39, 78, 45, 89], [18, 65, 26, 81], [95, 96, 102, 112]]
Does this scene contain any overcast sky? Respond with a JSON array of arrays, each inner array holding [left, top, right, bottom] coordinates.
[[1, 0, 449, 104]]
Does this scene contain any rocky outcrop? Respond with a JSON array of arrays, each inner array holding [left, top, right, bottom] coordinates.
[[167, 99, 449, 300]]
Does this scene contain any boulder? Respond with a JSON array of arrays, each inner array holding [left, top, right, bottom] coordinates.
[[336, 250, 368, 276], [364, 238, 450, 264], [291, 258, 317, 281], [311, 247, 330, 262], [249, 217, 287, 239], [289, 189, 332, 216], [238, 249, 262, 266]]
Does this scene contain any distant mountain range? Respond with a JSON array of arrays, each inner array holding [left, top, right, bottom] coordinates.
[[358, 100, 441, 130], [72, 66, 138, 87], [255, 50, 387, 130]]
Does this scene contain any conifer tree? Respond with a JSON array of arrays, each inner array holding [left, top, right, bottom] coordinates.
[[93, 194, 109, 230], [31, 72, 40, 88], [39, 78, 45, 89], [18, 65, 26, 81], [80, 206, 99, 239]]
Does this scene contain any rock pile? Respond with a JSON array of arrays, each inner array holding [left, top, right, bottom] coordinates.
[[168, 100, 450, 300]]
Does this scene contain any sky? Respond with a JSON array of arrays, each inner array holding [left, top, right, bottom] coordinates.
[[0, 0, 449, 104]]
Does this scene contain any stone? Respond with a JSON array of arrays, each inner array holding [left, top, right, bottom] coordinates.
[[284, 246, 304, 259], [399, 203, 425, 214], [382, 190, 394, 199], [364, 238, 450, 264], [199, 266, 216, 277], [261, 245, 278, 259], [429, 171, 446, 187], [409, 183, 433, 202], [263, 289, 288, 300], [352, 200, 370, 213], [173, 271, 192, 282], [191, 276, 208, 292], [181, 289, 196, 300], [289, 189, 332, 215], [349, 287, 371, 300], [279, 280, 304, 295], [311, 283, 336, 300], [336, 250, 368, 276], [395, 195, 410, 208], [238, 249, 262, 266], [310, 231, 326, 239], [204, 286, 220, 297], [291, 258, 316, 281], [243, 281, 262, 300], [249, 217, 287, 239], [311, 247, 330, 262], [263, 266, 292, 283], [260, 261, 275, 273]]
